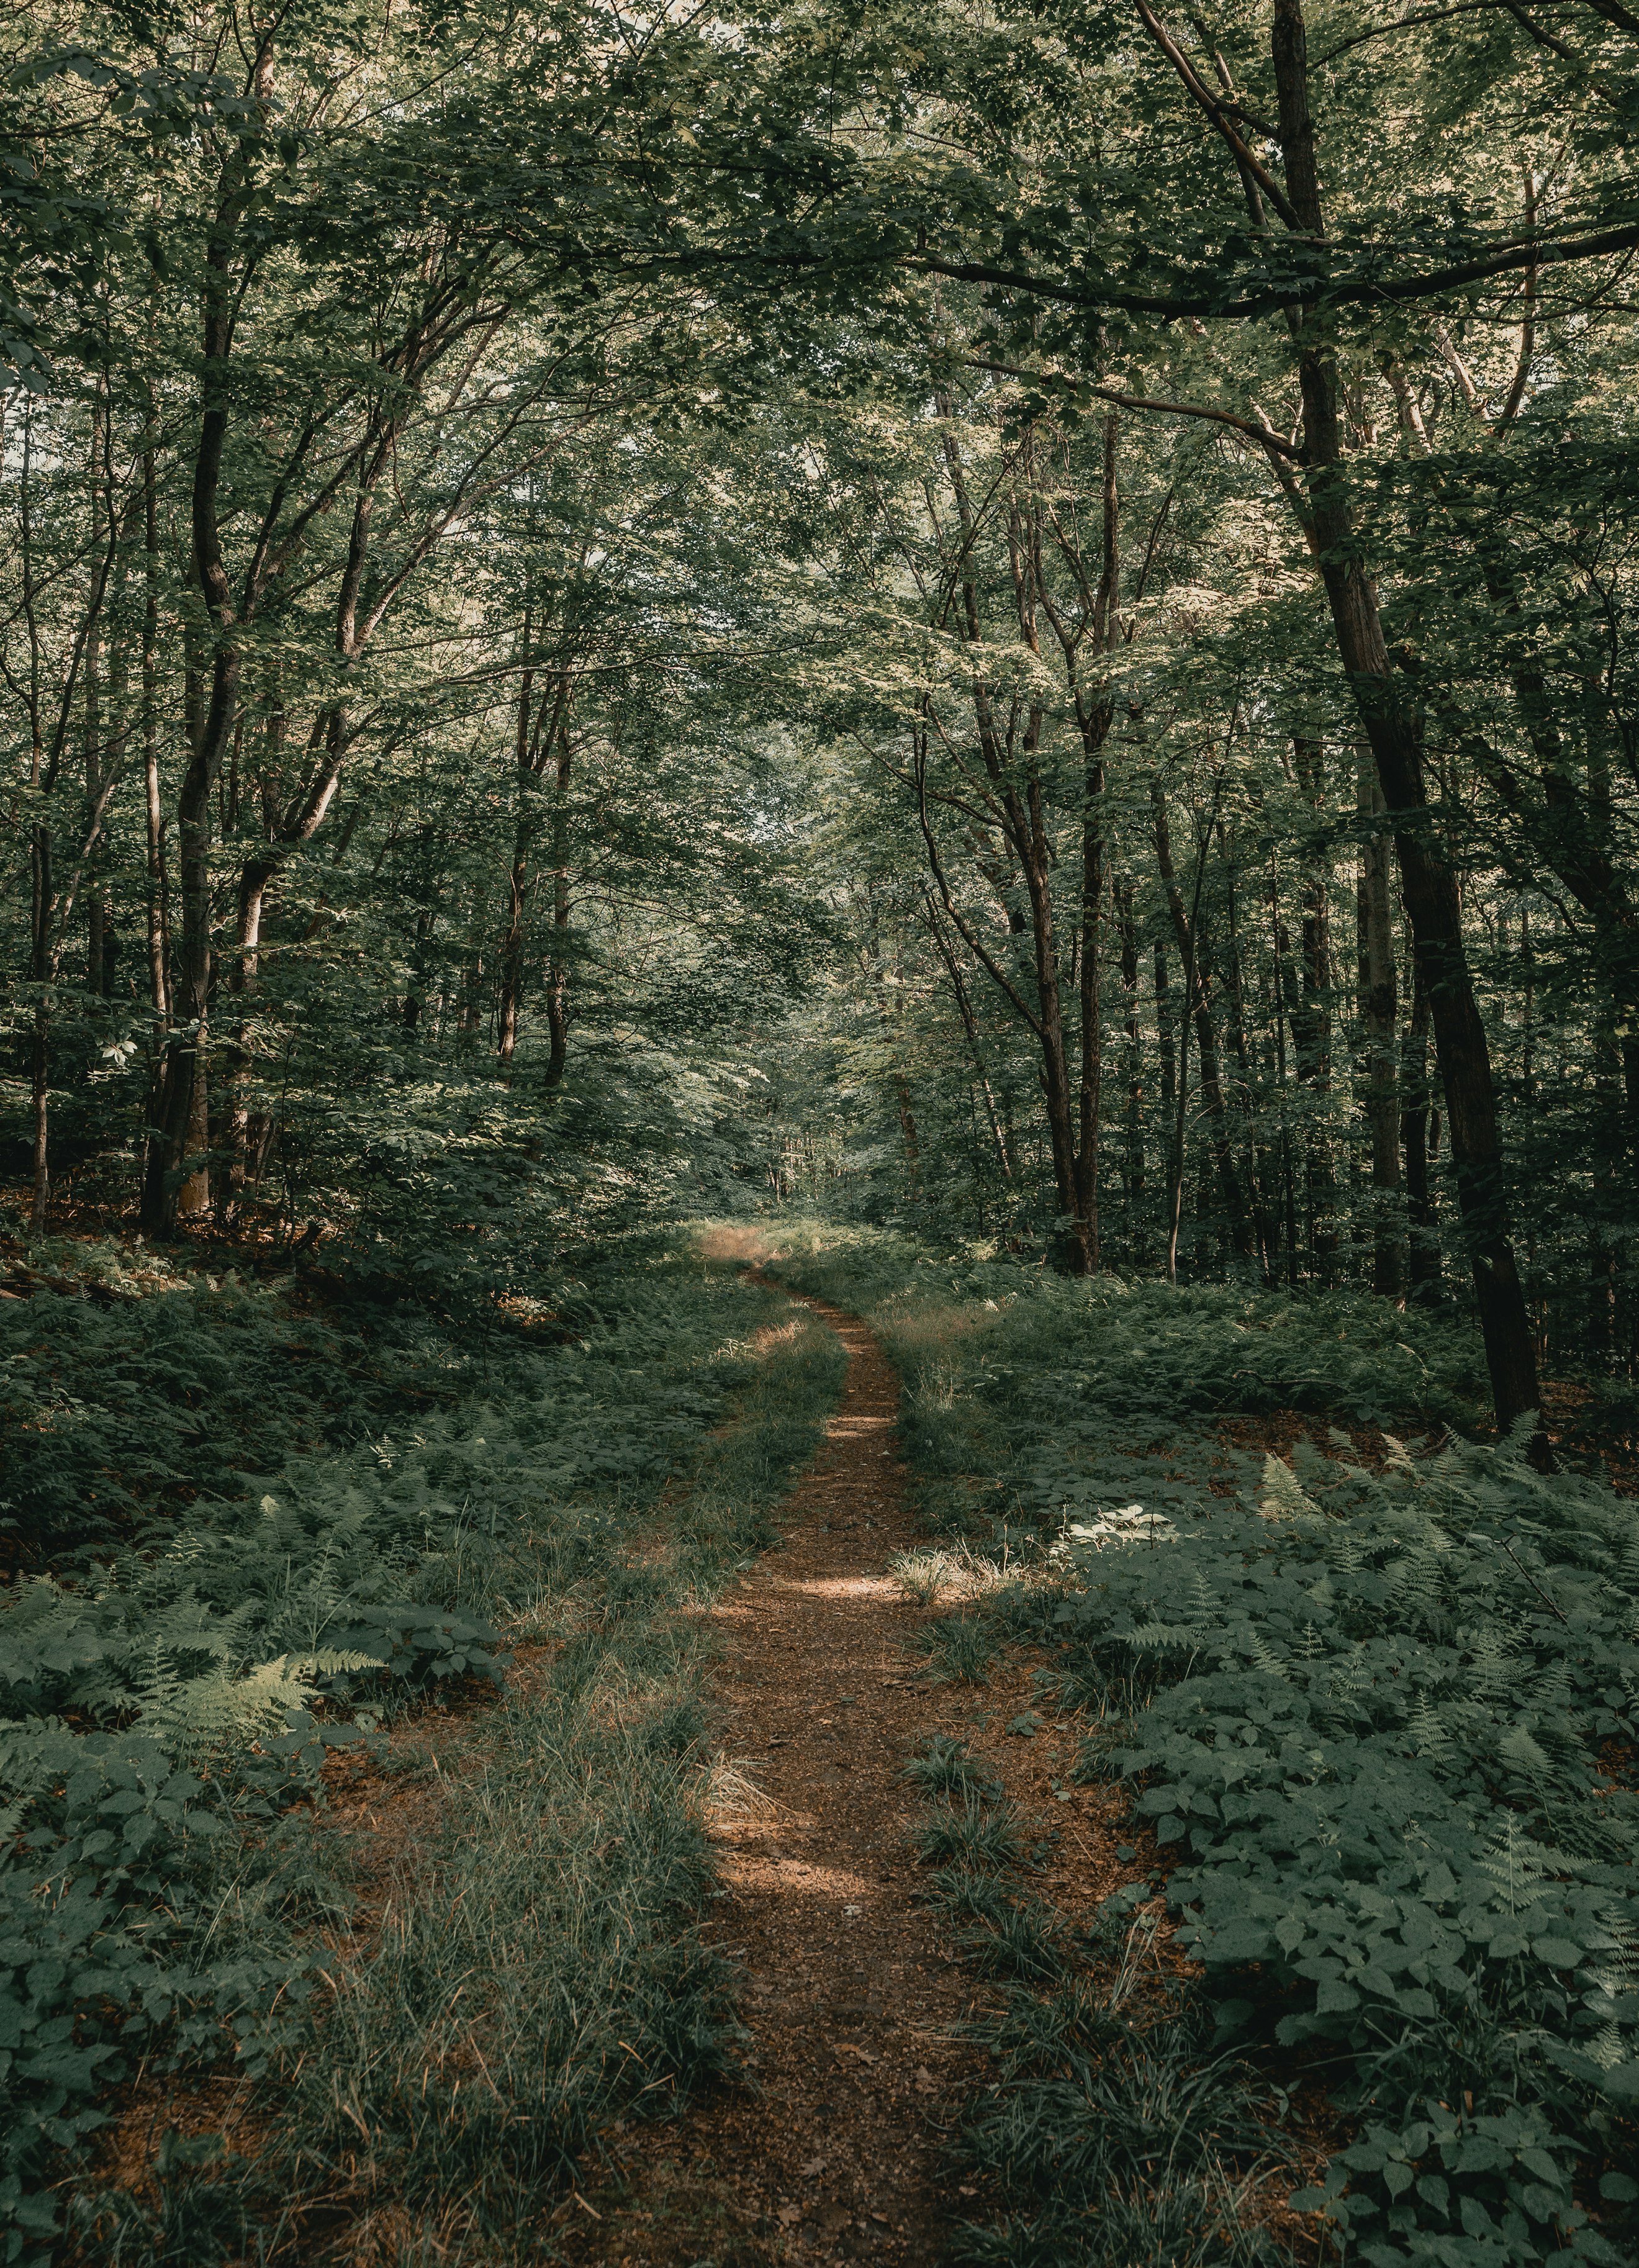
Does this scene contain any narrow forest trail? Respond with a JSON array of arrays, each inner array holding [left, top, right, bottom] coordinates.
[[564, 1249, 981, 2266]]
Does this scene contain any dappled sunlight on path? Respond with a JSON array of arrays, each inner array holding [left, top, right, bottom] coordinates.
[[563, 1255, 980, 2266]]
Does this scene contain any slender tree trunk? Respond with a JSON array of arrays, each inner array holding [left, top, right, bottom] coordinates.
[[139, 391, 173, 1213], [21, 405, 50, 1232], [1268, 859, 1300, 1286], [224, 855, 273, 1207], [1153, 785, 1253, 1260], [84, 422, 106, 1003], [143, 52, 274, 1234], [1591, 1030, 1620, 1360], [1357, 748, 1405, 1299], [934, 407, 1093, 1269], [1075, 784, 1104, 1270], [925, 893, 1013, 1183], [544, 726, 572, 1087], [1399, 945, 1441, 1303], [1222, 855, 1276, 1281], [1117, 879, 1145, 1257], [1288, 739, 1338, 1285], [1068, 412, 1120, 1275], [1155, 933, 1176, 1265], [1013, 777, 1086, 1267], [497, 617, 533, 1067]]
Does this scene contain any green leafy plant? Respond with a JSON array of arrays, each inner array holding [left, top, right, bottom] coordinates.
[[903, 1733, 1004, 1803], [914, 1792, 1025, 1873], [916, 1613, 1002, 1686]]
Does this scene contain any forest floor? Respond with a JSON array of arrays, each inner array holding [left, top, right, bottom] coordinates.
[[557, 1233, 1118, 2267], [559, 1239, 977, 2264], [15, 1213, 1635, 2266]]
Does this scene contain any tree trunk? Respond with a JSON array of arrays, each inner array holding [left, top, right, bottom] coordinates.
[[1155, 932, 1176, 1264], [1590, 1029, 1620, 1359], [1117, 879, 1145, 1256], [1401, 952, 1442, 1303], [1272, 0, 1543, 1448], [924, 893, 1013, 1184], [224, 856, 273, 1206], [1075, 779, 1104, 1270], [1153, 786, 1253, 1262], [497, 619, 534, 1068], [1357, 748, 1405, 1299], [1221, 853, 1276, 1281], [1288, 739, 1339, 1285], [544, 724, 573, 1087]]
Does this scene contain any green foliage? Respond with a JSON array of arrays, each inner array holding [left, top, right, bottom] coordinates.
[[0, 1240, 842, 2262], [908, 1740, 1287, 2267], [947, 1980, 1293, 2268], [0, 1252, 462, 1559], [958, 1899, 1074, 1986], [1054, 1423, 1639, 2263], [914, 1790, 1026, 1873], [915, 1611, 1002, 1685], [903, 1732, 1004, 1804], [281, 1660, 739, 2232], [767, 1221, 1488, 1542], [803, 1228, 1639, 2265]]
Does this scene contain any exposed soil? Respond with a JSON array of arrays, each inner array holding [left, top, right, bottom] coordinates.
[[562, 1264, 992, 2267]]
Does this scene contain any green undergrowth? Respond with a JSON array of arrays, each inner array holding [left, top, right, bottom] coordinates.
[[2, 1231, 843, 2264], [906, 1733, 1295, 2268], [770, 1225, 1639, 2266], [761, 1219, 1492, 1544]]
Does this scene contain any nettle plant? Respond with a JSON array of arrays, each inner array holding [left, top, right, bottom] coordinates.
[[1054, 1423, 1639, 2264]]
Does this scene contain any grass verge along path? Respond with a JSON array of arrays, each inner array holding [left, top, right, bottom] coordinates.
[[564, 1231, 983, 2267]]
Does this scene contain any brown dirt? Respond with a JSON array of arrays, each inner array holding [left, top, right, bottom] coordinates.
[[561, 1270, 991, 2267], [558, 1239, 1341, 2267]]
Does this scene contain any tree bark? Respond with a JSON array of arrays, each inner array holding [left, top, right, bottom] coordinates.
[[544, 721, 574, 1087], [1357, 748, 1405, 1299], [1153, 785, 1253, 1262], [497, 616, 535, 1067], [1400, 951, 1442, 1303], [1271, 0, 1544, 1448], [1116, 878, 1145, 1256]]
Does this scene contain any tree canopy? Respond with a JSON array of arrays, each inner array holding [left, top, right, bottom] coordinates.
[[4, 0, 1638, 1426]]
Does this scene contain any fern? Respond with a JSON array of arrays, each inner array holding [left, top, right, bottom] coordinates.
[[1257, 1455, 1317, 1524]]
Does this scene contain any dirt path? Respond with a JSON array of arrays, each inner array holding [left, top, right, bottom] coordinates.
[[564, 1271, 982, 2266]]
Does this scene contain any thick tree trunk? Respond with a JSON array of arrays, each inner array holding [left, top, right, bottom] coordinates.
[[1272, 0, 1543, 1447]]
